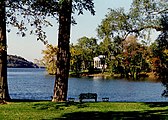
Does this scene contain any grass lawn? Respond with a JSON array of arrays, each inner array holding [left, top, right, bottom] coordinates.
[[1, 101, 168, 120]]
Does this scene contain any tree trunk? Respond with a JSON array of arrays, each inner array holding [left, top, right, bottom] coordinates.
[[52, 0, 72, 102], [0, 1, 10, 101]]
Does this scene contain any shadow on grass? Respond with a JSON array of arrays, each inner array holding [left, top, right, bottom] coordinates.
[[144, 102, 168, 108], [32, 102, 88, 110], [54, 110, 168, 120], [33, 102, 168, 120], [7, 100, 168, 120], [7, 99, 46, 102]]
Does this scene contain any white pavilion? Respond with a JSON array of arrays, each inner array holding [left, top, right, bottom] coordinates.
[[93, 55, 107, 69]]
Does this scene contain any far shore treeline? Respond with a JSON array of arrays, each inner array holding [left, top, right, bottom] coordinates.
[[40, 34, 168, 81]]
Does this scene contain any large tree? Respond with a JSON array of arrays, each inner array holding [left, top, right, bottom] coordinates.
[[43, 0, 95, 102], [76, 37, 98, 70], [31, 0, 96, 102], [70, 37, 98, 76], [152, 14, 168, 96], [52, 0, 72, 102], [0, 0, 55, 101], [0, 0, 52, 101], [0, 0, 10, 101], [97, 0, 168, 43]]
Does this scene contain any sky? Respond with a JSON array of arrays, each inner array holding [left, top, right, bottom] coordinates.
[[7, 0, 133, 62]]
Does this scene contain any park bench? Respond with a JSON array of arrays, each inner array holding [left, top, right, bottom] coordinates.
[[79, 93, 97, 102], [102, 97, 109, 102], [67, 97, 75, 103]]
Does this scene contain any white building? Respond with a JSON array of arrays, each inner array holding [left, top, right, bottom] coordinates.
[[93, 55, 107, 69]]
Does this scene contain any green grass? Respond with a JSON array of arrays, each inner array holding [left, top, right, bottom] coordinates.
[[1, 101, 168, 119]]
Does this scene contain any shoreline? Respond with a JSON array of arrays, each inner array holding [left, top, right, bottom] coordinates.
[[77, 72, 161, 82]]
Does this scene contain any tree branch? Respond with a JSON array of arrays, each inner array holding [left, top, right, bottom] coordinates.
[[129, 25, 165, 33]]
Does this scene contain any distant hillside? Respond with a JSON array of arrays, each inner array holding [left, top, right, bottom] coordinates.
[[7, 55, 39, 68]]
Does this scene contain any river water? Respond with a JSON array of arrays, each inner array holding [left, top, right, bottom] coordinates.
[[7, 68, 168, 102]]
